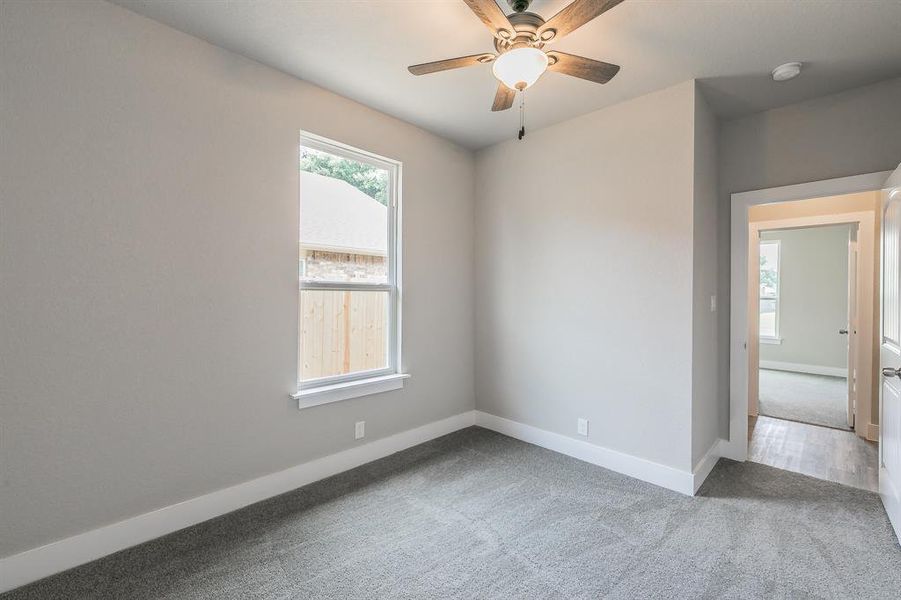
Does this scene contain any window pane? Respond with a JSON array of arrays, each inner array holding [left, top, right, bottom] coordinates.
[[300, 147, 388, 284], [760, 298, 777, 337], [759, 240, 779, 338], [299, 289, 389, 381], [759, 241, 779, 298]]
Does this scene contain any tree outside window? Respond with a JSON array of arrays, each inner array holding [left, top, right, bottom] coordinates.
[[759, 240, 780, 339]]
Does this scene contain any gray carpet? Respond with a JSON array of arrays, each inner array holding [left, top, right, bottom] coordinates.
[[3, 427, 899, 599], [759, 369, 850, 430]]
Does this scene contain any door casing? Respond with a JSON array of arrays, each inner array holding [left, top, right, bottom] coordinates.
[[747, 215, 872, 428], [727, 171, 891, 461]]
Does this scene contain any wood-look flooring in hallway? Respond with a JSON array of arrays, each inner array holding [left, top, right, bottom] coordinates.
[[749, 415, 878, 492]]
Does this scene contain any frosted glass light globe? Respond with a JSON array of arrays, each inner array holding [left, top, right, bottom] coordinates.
[[492, 47, 548, 91]]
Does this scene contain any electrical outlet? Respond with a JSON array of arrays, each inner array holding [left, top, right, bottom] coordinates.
[[354, 421, 365, 440], [577, 418, 589, 437], [710, 295, 717, 312]]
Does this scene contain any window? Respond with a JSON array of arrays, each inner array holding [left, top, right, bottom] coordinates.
[[295, 133, 402, 402], [759, 239, 780, 340]]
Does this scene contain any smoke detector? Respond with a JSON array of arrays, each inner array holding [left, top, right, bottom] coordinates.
[[772, 62, 802, 82]]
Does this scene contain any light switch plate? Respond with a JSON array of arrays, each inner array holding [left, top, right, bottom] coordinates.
[[354, 421, 365, 440]]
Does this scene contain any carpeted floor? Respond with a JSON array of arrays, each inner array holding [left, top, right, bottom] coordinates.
[[4, 427, 899, 599], [759, 368, 850, 430]]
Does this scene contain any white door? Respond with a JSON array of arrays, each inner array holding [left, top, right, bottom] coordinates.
[[880, 163, 901, 537], [847, 228, 858, 429]]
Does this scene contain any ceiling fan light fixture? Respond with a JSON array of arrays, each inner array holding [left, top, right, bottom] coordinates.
[[492, 47, 548, 91]]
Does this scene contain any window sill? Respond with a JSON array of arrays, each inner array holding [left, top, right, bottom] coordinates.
[[760, 337, 783, 345], [292, 373, 410, 409]]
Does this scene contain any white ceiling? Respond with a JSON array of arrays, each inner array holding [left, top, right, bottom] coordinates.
[[113, 0, 901, 150]]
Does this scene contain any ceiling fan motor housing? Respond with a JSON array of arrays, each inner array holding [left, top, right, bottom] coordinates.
[[494, 11, 546, 52]]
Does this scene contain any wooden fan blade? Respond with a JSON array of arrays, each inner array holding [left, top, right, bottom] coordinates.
[[408, 53, 494, 76], [463, 0, 515, 40], [538, 0, 625, 42], [547, 51, 620, 84], [491, 83, 516, 112]]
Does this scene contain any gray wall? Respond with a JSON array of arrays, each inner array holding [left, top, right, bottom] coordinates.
[[759, 225, 850, 370], [691, 89, 720, 466], [717, 77, 901, 436], [0, 0, 475, 558], [475, 81, 698, 473], [5, 0, 901, 564]]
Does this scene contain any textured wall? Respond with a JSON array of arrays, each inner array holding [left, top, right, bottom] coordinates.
[[0, 0, 475, 557], [475, 82, 697, 472]]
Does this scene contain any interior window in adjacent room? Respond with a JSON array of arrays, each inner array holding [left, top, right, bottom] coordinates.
[[759, 239, 781, 339]]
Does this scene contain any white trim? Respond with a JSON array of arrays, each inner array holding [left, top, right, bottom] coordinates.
[[867, 422, 879, 442], [293, 373, 410, 408], [728, 170, 891, 461], [748, 210, 874, 421], [474, 411, 699, 496], [0, 410, 476, 594], [759, 337, 782, 345], [300, 131, 400, 172], [298, 131, 403, 392], [300, 366, 396, 389], [691, 439, 726, 494], [759, 361, 847, 378], [717, 437, 747, 462]]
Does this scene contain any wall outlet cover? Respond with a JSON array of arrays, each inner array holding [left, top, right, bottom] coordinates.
[[354, 421, 365, 440], [577, 418, 589, 437]]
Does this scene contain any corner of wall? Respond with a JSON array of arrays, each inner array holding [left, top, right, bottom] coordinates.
[[690, 83, 722, 466]]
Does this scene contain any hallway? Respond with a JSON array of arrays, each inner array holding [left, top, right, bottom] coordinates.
[[749, 415, 878, 492]]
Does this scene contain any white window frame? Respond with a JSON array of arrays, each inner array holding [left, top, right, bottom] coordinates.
[[759, 239, 781, 343], [293, 132, 405, 408]]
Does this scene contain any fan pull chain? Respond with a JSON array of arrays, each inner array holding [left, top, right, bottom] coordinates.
[[518, 89, 526, 140]]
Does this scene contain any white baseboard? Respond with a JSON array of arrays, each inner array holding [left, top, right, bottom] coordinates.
[[759, 360, 847, 378], [474, 411, 699, 496], [691, 439, 727, 494], [717, 437, 748, 462], [0, 410, 477, 594]]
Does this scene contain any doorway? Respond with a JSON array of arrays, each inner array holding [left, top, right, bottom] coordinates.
[[756, 223, 855, 432], [747, 205, 877, 436], [747, 209, 878, 491], [728, 172, 890, 492]]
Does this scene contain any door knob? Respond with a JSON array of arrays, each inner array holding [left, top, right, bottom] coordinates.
[[882, 367, 901, 378], [839, 329, 849, 335]]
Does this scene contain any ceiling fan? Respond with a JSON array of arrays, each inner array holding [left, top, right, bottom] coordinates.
[[408, 0, 624, 117]]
